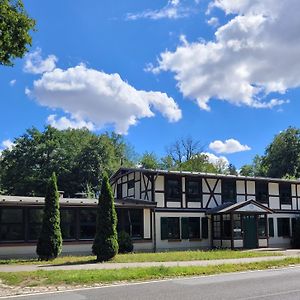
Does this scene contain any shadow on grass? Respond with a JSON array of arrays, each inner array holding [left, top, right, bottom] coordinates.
[[42, 259, 99, 267]]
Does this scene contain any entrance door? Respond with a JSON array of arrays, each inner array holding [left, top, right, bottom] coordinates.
[[243, 215, 257, 249]]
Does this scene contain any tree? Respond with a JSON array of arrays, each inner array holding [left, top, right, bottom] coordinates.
[[139, 152, 160, 169], [263, 127, 300, 178], [92, 173, 118, 262], [0, 126, 132, 196], [36, 172, 62, 260], [178, 154, 218, 173], [227, 163, 238, 175], [240, 164, 254, 176], [166, 136, 203, 165], [0, 0, 36, 66]]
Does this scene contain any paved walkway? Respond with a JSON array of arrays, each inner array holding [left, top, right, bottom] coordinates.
[[0, 252, 300, 273]]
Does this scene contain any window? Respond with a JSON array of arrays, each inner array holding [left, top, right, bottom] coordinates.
[[128, 180, 134, 190], [279, 183, 291, 205], [258, 215, 267, 238], [60, 209, 76, 240], [277, 218, 290, 237], [186, 178, 202, 202], [165, 177, 182, 202], [222, 179, 236, 203], [0, 208, 24, 241], [233, 214, 242, 239], [117, 183, 122, 199], [222, 214, 231, 239], [256, 181, 268, 203], [161, 217, 180, 240], [268, 218, 274, 237], [28, 208, 43, 240], [213, 215, 221, 238], [181, 217, 200, 239], [117, 209, 143, 239], [79, 209, 96, 239]]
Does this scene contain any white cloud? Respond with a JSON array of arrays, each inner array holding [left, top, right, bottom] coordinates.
[[207, 17, 219, 27], [23, 48, 57, 74], [9, 79, 16, 86], [126, 0, 194, 20], [27, 64, 182, 134], [209, 138, 251, 154], [47, 115, 95, 131], [151, 0, 299, 110], [201, 152, 229, 170], [0, 139, 15, 155]]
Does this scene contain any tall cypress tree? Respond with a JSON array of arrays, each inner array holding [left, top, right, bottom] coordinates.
[[92, 173, 118, 262], [36, 172, 62, 260]]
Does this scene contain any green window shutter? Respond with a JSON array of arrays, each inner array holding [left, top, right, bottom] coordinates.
[[202, 217, 208, 239], [268, 218, 274, 237], [292, 218, 296, 237], [277, 218, 283, 237], [161, 217, 168, 240], [181, 217, 189, 239]]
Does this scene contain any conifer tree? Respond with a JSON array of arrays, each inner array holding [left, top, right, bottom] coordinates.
[[92, 173, 118, 261], [36, 172, 62, 260]]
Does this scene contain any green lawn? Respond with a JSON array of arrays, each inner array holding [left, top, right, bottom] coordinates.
[[0, 249, 282, 266], [0, 257, 298, 287]]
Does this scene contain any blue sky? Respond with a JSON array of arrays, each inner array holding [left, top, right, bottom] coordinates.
[[2, 0, 300, 168]]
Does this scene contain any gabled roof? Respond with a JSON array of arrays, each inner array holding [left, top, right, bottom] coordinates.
[[110, 167, 300, 184], [207, 199, 274, 214]]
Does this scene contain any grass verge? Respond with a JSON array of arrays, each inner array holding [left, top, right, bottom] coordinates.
[[0, 250, 282, 266], [0, 257, 299, 287]]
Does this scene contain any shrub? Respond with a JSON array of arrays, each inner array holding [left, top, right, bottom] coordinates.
[[118, 231, 134, 253], [36, 172, 62, 260], [92, 173, 118, 261]]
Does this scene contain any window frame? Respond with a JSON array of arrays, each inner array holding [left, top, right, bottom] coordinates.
[[185, 177, 202, 203], [221, 179, 237, 204], [279, 183, 292, 205], [165, 176, 182, 202], [161, 217, 180, 240], [255, 181, 269, 204], [277, 217, 291, 237]]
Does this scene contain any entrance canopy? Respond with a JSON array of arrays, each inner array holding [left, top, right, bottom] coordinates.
[[207, 199, 274, 215]]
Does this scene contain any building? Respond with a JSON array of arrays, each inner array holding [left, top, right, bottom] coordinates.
[[0, 167, 299, 258]]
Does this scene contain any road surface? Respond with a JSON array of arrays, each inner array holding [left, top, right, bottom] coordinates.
[[5, 266, 300, 300]]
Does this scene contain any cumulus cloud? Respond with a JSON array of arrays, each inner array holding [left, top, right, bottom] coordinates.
[[9, 79, 16, 86], [201, 152, 229, 169], [27, 64, 181, 134], [150, 0, 298, 110], [126, 0, 195, 20], [209, 138, 251, 154], [47, 115, 95, 131], [0, 139, 15, 155], [23, 48, 57, 74], [207, 17, 219, 27]]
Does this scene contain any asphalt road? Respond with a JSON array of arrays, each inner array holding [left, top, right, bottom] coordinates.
[[7, 266, 300, 300]]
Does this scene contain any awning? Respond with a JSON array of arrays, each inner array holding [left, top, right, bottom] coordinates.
[[207, 199, 274, 214]]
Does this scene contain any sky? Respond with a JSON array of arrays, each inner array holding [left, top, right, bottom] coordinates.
[[2, 0, 300, 168]]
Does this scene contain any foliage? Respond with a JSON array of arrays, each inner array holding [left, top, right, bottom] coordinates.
[[139, 152, 160, 169], [36, 173, 62, 261], [239, 164, 254, 176], [0, 0, 36, 66], [178, 154, 218, 173], [0, 126, 131, 196], [227, 163, 238, 175], [118, 231, 133, 253], [166, 136, 203, 165], [291, 218, 300, 249], [92, 173, 118, 262], [243, 127, 300, 178]]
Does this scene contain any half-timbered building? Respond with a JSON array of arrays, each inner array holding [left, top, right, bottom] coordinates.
[[0, 167, 299, 257]]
